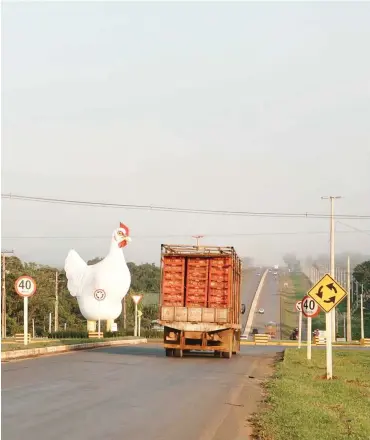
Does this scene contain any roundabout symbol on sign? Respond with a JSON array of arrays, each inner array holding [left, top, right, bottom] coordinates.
[[302, 295, 320, 318], [94, 289, 106, 301], [295, 300, 302, 312]]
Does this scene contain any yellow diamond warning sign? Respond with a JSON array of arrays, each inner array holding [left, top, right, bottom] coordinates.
[[307, 273, 347, 313]]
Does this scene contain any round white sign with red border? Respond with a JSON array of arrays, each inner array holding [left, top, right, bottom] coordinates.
[[15, 276, 37, 298], [301, 295, 320, 318], [295, 300, 302, 312]]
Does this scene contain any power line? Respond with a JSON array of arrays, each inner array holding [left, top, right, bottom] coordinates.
[[337, 221, 370, 236], [2, 193, 370, 220], [2, 230, 370, 240]]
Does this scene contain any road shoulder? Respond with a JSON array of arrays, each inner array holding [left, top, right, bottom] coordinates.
[[209, 352, 279, 440]]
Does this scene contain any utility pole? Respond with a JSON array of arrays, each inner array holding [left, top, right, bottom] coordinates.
[[322, 196, 342, 343], [1, 250, 14, 338], [346, 256, 352, 341], [54, 271, 59, 331], [360, 284, 364, 340], [192, 235, 204, 247]]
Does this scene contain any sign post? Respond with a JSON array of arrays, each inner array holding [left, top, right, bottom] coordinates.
[[14, 276, 37, 345], [302, 295, 320, 360], [131, 294, 143, 337], [295, 300, 302, 348], [138, 310, 143, 337], [307, 273, 347, 379], [94, 289, 106, 338]]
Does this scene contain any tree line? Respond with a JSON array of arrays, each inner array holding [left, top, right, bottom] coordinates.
[[3, 255, 161, 337]]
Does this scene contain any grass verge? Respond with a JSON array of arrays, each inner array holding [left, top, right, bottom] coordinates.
[[1, 336, 139, 352], [253, 349, 370, 440], [279, 273, 298, 339]]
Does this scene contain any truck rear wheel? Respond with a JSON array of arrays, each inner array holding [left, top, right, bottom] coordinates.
[[222, 350, 232, 359], [174, 349, 183, 358], [165, 348, 174, 357]]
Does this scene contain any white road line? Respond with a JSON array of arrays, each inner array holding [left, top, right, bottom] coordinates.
[[242, 269, 269, 338]]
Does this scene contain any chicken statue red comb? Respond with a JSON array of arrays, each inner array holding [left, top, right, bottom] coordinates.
[[120, 222, 130, 235]]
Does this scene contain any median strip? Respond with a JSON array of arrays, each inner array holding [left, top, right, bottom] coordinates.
[[243, 269, 269, 337], [1, 338, 148, 361]]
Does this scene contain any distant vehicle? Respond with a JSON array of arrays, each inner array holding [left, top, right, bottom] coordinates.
[[252, 328, 259, 335], [256, 272, 261, 276], [274, 265, 279, 270], [273, 272, 278, 276], [266, 321, 277, 338], [258, 308, 265, 314]]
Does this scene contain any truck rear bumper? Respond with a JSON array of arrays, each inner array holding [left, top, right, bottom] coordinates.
[[162, 327, 240, 354]]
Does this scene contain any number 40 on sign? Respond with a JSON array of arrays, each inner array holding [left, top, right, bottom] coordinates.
[[302, 295, 320, 318]]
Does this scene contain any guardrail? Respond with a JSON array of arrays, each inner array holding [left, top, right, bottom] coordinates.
[[15, 333, 31, 343], [254, 334, 270, 345], [88, 332, 103, 339], [314, 336, 326, 345], [360, 338, 370, 346]]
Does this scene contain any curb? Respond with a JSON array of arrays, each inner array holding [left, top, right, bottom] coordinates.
[[1, 338, 148, 361]]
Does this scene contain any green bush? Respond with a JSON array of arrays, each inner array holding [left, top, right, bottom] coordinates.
[[142, 329, 163, 339], [48, 330, 88, 339], [103, 331, 127, 338]]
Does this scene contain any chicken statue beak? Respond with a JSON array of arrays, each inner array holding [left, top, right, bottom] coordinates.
[[118, 236, 131, 248]]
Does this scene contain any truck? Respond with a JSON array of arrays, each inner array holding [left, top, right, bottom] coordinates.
[[158, 244, 245, 358]]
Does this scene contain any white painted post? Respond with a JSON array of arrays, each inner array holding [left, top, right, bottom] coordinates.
[[360, 291, 364, 340], [326, 310, 333, 379], [134, 302, 138, 337], [298, 310, 302, 349], [98, 302, 101, 339], [307, 317, 312, 360], [24, 297, 29, 346]]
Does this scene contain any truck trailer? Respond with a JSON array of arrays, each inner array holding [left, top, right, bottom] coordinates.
[[158, 244, 245, 358]]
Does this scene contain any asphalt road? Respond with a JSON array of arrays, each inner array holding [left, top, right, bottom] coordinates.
[[250, 270, 281, 336], [240, 267, 265, 332], [2, 344, 281, 440]]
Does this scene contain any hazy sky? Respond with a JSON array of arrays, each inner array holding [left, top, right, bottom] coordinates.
[[2, 1, 370, 268]]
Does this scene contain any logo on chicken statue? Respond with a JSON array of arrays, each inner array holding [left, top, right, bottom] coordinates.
[[64, 222, 132, 332]]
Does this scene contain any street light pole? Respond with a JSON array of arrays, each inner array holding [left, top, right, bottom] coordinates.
[[1, 249, 14, 338], [360, 284, 364, 340], [192, 235, 204, 247], [54, 271, 59, 331], [346, 256, 352, 341], [322, 196, 342, 342]]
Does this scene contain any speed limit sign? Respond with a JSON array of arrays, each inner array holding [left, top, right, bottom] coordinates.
[[14, 276, 37, 298], [301, 295, 320, 318]]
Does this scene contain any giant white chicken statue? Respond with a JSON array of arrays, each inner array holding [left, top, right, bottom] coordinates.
[[64, 223, 132, 332]]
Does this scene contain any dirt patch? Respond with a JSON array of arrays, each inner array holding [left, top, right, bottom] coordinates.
[[231, 352, 281, 439]]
